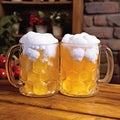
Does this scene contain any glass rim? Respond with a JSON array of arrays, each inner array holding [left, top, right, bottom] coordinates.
[[20, 42, 59, 46], [60, 42, 101, 47]]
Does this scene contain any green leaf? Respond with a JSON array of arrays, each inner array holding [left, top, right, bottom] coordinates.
[[38, 11, 45, 18]]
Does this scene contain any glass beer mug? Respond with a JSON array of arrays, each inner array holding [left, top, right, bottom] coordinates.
[[6, 32, 59, 97], [60, 33, 114, 97]]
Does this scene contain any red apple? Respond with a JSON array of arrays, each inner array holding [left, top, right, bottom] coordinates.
[[13, 65, 20, 79], [0, 68, 7, 79], [10, 61, 15, 71], [0, 55, 6, 68]]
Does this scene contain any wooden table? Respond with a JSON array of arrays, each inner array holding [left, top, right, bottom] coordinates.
[[0, 80, 120, 120]]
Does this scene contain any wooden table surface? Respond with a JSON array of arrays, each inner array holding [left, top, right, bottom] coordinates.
[[0, 80, 120, 120]]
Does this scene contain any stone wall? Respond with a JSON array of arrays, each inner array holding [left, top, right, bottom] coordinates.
[[83, 0, 120, 83]]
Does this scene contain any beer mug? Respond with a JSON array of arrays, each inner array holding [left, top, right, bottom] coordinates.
[[60, 33, 114, 97], [6, 32, 59, 97]]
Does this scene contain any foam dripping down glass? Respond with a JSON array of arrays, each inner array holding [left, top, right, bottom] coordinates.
[[60, 33, 114, 97], [6, 32, 59, 97]]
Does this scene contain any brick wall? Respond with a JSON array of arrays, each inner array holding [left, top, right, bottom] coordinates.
[[83, 0, 120, 84]]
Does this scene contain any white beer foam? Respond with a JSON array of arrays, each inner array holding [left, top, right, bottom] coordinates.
[[62, 32, 100, 45], [85, 46, 99, 63], [61, 34, 74, 43], [62, 32, 100, 63], [71, 48, 85, 61], [20, 31, 58, 45], [43, 44, 58, 57], [23, 48, 40, 60], [19, 31, 58, 60]]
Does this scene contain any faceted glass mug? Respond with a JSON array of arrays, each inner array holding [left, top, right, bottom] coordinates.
[[60, 43, 114, 97], [6, 43, 59, 97]]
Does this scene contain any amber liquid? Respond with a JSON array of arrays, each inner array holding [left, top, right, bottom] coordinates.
[[60, 44, 99, 97], [19, 46, 59, 97]]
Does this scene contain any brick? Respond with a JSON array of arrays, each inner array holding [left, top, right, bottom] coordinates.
[[107, 14, 120, 27], [114, 27, 120, 38], [101, 39, 120, 50], [110, 76, 120, 84], [99, 47, 118, 64], [83, 15, 93, 27], [85, 2, 119, 14], [100, 64, 107, 75], [94, 15, 107, 26], [117, 51, 120, 67], [83, 27, 113, 39], [101, 52, 107, 64], [101, 50, 118, 64], [113, 51, 120, 64], [100, 64, 119, 75]]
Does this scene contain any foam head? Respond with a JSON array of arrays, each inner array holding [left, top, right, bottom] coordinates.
[[19, 32, 59, 60], [62, 32, 100, 63], [62, 32, 100, 45], [19, 31, 58, 45]]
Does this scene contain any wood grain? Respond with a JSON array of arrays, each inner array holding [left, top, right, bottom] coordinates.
[[0, 80, 120, 120], [0, 102, 115, 120]]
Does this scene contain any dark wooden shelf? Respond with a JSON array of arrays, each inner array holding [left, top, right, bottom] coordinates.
[[1, 1, 72, 5], [0, 0, 83, 36]]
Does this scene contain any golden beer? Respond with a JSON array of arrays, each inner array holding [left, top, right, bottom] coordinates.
[[60, 43, 100, 97], [19, 44, 59, 97]]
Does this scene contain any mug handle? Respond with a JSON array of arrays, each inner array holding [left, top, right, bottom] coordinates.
[[6, 44, 23, 88], [98, 44, 114, 85]]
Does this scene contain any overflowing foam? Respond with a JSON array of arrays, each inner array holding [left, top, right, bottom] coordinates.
[[85, 46, 99, 63], [71, 48, 85, 61], [20, 31, 58, 45], [19, 31, 58, 60], [62, 32, 100, 45], [62, 32, 100, 63]]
